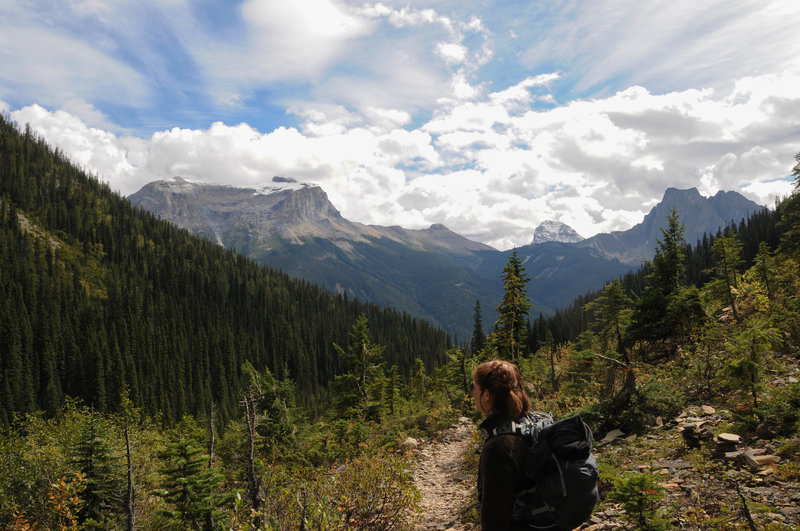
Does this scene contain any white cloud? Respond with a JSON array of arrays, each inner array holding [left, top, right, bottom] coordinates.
[[0, 25, 150, 110], [437, 42, 467, 64], [6, 0, 800, 251], [520, 0, 800, 94], [13, 59, 800, 250], [202, 0, 370, 82]]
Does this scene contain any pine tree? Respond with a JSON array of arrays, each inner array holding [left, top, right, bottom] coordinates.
[[470, 299, 485, 355], [486, 250, 531, 362], [331, 314, 386, 417], [71, 413, 125, 529], [585, 279, 633, 364], [409, 358, 428, 401], [709, 231, 744, 321], [778, 152, 800, 254], [628, 209, 705, 355], [151, 426, 230, 530]]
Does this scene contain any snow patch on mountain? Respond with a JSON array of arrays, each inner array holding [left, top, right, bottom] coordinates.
[[531, 220, 584, 244], [255, 176, 316, 195]]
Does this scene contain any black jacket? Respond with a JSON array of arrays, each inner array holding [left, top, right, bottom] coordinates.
[[477, 414, 532, 531]]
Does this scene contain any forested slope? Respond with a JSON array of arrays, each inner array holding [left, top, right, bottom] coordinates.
[[0, 115, 448, 425]]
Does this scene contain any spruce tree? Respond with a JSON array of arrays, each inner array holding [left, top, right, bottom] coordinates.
[[486, 249, 531, 362], [470, 299, 485, 355], [331, 314, 386, 417], [778, 152, 800, 254], [151, 427, 230, 530], [71, 413, 125, 529]]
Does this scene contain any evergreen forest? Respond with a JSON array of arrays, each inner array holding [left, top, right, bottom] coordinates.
[[1, 112, 799, 529]]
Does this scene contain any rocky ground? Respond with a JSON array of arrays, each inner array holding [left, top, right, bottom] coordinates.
[[586, 400, 800, 530], [410, 395, 800, 530], [409, 417, 478, 530]]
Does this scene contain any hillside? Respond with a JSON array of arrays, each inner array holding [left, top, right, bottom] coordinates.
[[0, 115, 449, 425]]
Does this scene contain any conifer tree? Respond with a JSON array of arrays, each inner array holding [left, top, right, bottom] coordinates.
[[151, 425, 230, 530], [585, 279, 633, 364], [71, 413, 124, 529], [778, 152, 800, 254], [486, 250, 531, 362], [470, 299, 485, 355], [332, 314, 386, 417], [409, 358, 428, 401], [628, 209, 705, 355], [709, 231, 744, 321]]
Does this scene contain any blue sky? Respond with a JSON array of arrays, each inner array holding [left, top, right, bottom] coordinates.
[[1, 0, 799, 249]]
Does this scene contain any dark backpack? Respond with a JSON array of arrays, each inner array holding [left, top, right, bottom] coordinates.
[[490, 413, 599, 530]]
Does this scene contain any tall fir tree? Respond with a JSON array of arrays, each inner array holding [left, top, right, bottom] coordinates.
[[486, 250, 531, 362], [470, 299, 485, 356]]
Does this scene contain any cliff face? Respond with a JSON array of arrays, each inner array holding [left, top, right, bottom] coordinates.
[[580, 187, 763, 265]]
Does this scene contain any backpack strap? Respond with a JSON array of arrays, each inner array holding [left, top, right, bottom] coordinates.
[[490, 412, 553, 439]]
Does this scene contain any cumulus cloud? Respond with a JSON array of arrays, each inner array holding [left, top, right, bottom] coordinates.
[[5, 1, 800, 251], [13, 62, 798, 250]]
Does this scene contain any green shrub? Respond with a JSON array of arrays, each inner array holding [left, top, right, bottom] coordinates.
[[757, 383, 800, 435], [607, 470, 671, 530]]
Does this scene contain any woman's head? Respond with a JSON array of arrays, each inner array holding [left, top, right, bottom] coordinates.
[[472, 360, 530, 419]]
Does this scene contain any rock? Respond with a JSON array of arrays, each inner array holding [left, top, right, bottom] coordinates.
[[682, 424, 701, 448], [601, 429, 625, 444], [718, 433, 741, 444], [702, 405, 716, 415], [458, 416, 471, 424], [756, 421, 782, 440], [652, 459, 693, 469], [400, 437, 419, 453], [745, 450, 781, 468], [698, 426, 714, 441]]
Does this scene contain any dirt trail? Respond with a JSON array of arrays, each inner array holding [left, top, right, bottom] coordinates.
[[412, 417, 477, 530]]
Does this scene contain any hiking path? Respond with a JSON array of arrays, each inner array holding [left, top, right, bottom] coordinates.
[[411, 417, 477, 530]]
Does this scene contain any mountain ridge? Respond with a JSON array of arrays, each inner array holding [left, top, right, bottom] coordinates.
[[129, 178, 765, 337]]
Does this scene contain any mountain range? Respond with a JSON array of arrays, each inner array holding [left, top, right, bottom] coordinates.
[[129, 178, 763, 338]]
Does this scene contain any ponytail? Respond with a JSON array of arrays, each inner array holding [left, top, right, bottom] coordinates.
[[473, 360, 531, 419]]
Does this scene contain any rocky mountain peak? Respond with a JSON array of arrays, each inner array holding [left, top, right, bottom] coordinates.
[[531, 220, 584, 245]]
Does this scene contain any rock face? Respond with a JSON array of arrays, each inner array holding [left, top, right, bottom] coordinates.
[[581, 187, 763, 265], [129, 176, 500, 338], [129, 176, 494, 255], [531, 220, 584, 245]]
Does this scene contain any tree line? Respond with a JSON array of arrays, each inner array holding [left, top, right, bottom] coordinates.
[[0, 113, 449, 427]]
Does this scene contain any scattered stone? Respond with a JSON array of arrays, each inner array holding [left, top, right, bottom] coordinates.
[[725, 450, 745, 460], [718, 433, 741, 444], [652, 459, 693, 469], [745, 451, 781, 468], [400, 437, 419, 453], [682, 423, 701, 448], [600, 429, 625, 444]]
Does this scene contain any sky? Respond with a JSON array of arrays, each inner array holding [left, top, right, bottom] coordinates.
[[1, 0, 799, 250]]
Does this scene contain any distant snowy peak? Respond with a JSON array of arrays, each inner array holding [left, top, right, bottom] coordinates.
[[531, 220, 584, 244], [255, 176, 316, 195]]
